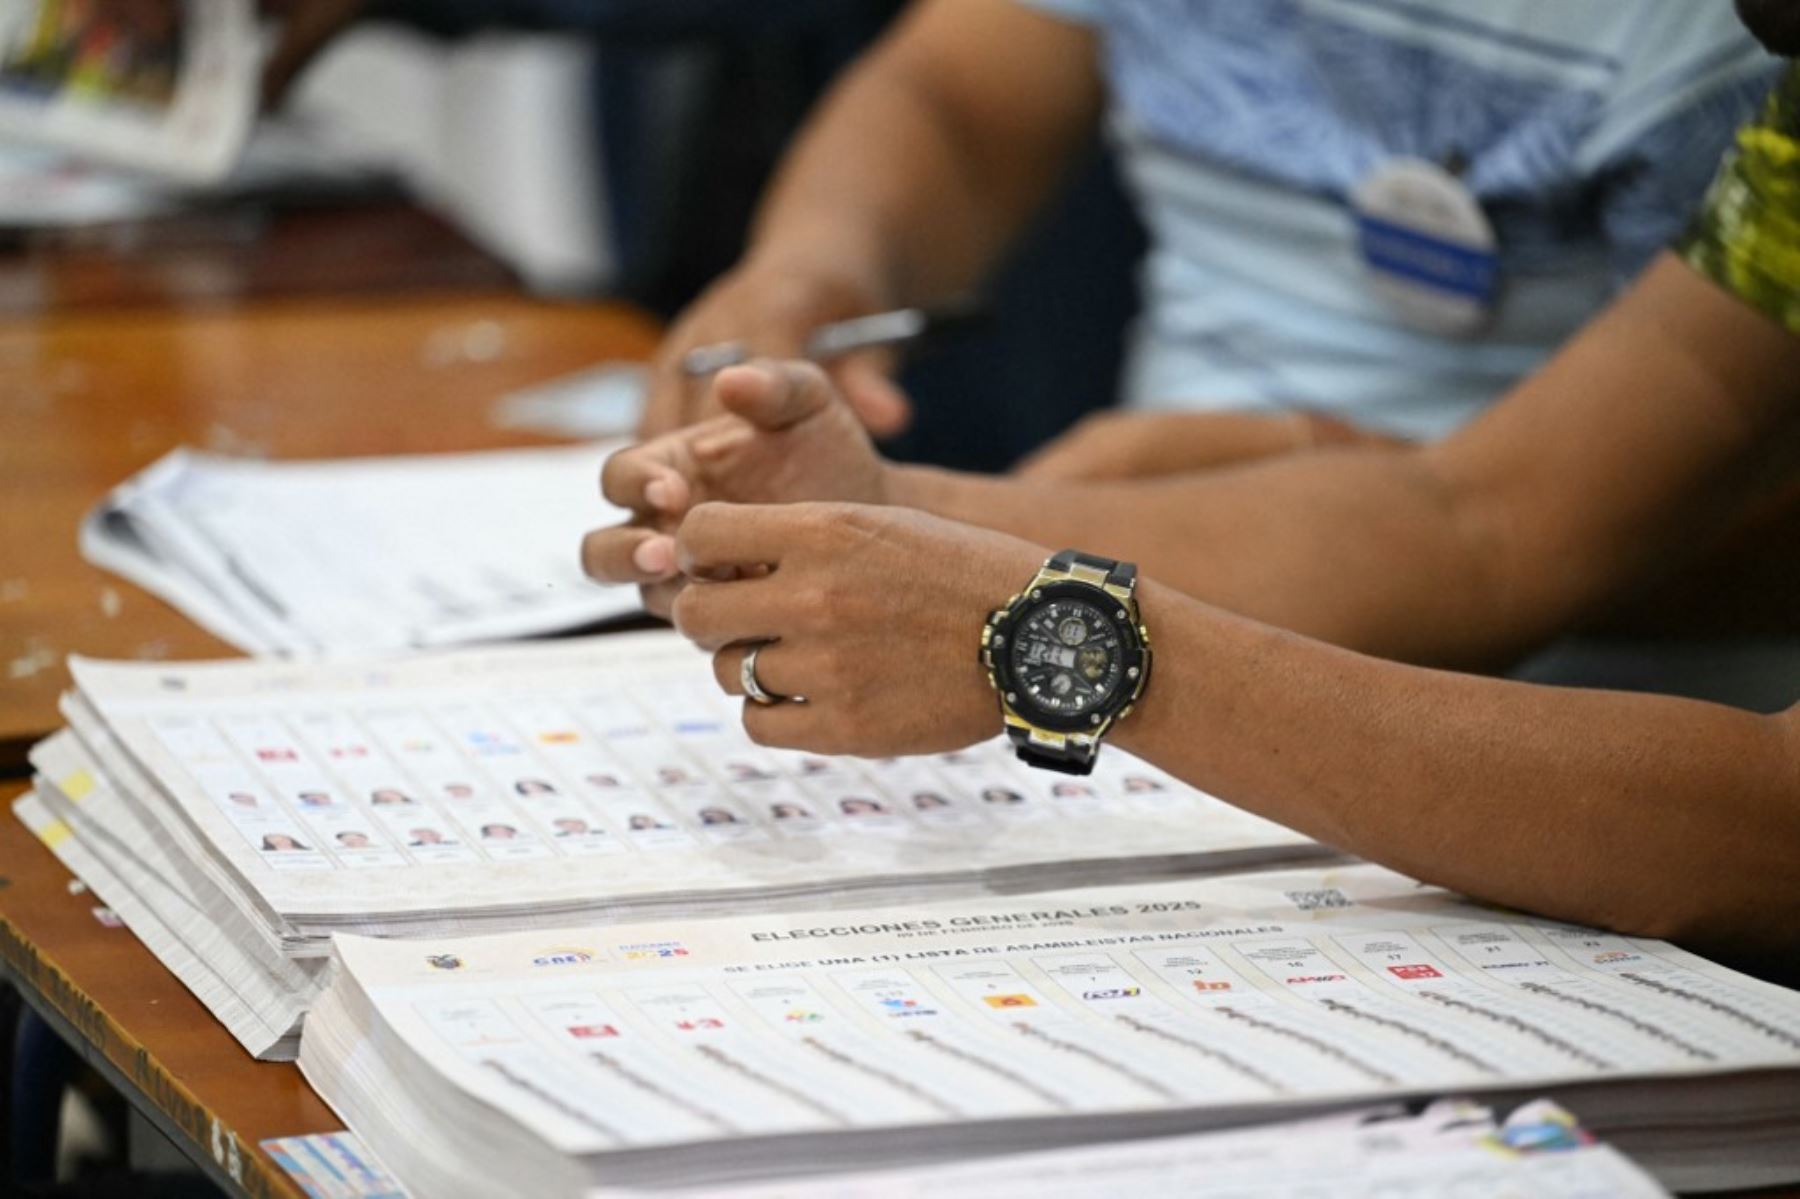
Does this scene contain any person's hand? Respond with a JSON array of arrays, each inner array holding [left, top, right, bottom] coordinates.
[[1014, 408, 1401, 482], [261, 0, 368, 109], [582, 360, 896, 616], [665, 501, 1044, 756], [640, 260, 913, 439]]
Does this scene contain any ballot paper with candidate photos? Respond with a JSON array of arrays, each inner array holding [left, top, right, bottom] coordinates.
[[0, 0, 258, 181], [297, 861, 1800, 1197], [19, 629, 1322, 1059], [48, 632, 1318, 952]]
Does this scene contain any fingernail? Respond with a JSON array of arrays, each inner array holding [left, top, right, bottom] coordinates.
[[633, 536, 675, 576], [644, 478, 673, 510]]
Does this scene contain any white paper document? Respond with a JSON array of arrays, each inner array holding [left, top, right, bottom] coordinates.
[[0, 0, 258, 181], [647, 1098, 1672, 1199], [21, 630, 1320, 1058], [298, 862, 1800, 1197], [17, 755, 324, 1059], [61, 631, 1314, 942], [82, 443, 641, 654]]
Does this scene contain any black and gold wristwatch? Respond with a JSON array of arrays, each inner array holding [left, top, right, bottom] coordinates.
[[980, 550, 1151, 775]]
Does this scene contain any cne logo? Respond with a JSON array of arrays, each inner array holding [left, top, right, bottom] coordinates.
[[675, 1018, 725, 1031], [1191, 979, 1232, 992], [620, 941, 690, 960], [537, 731, 581, 744], [531, 947, 595, 968], [1082, 987, 1142, 1001], [1593, 951, 1638, 964], [1388, 964, 1443, 980], [426, 954, 464, 971], [255, 748, 298, 762], [1285, 974, 1347, 985], [982, 994, 1037, 1009], [784, 1010, 825, 1023]]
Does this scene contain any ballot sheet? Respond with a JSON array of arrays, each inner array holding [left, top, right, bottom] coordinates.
[[82, 443, 640, 654], [19, 737, 325, 1058], [54, 630, 1318, 945], [0, 0, 257, 181], [299, 861, 1800, 1196], [645, 1099, 1674, 1199]]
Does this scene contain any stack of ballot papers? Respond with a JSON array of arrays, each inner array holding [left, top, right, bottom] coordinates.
[[639, 1098, 1674, 1198], [16, 630, 1322, 1059], [80, 443, 640, 654], [296, 862, 1800, 1197]]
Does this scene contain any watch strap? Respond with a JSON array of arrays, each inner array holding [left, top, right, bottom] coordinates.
[[1005, 725, 1100, 775], [1043, 549, 1137, 594]]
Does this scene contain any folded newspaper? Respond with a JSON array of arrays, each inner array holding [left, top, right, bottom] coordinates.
[[81, 443, 642, 654], [297, 862, 1800, 1196], [18, 630, 1321, 1058], [0, 0, 258, 181]]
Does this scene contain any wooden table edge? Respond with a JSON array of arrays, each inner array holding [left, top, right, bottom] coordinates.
[[0, 791, 317, 1199]]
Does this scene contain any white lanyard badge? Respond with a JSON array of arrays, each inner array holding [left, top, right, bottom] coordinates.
[[1351, 156, 1499, 336]]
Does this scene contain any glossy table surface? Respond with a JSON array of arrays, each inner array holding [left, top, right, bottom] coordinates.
[[0, 290, 661, 771], [0, 246, 663, 1193]]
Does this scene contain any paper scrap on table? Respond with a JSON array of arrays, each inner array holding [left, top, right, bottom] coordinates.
[[261, 1131, 405, 1199], [491, 362, 649, 439]]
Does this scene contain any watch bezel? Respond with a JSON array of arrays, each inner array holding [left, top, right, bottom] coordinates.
[[985, 579, 1148, 734]]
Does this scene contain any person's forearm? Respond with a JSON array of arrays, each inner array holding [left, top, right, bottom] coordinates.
[[742, 0, 1100, 307], [890, 256, 1798, 666], [1116, 581, 1800, 959], [894, 448, 1521, 665]]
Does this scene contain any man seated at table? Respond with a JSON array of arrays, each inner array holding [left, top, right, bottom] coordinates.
[[632, 0, 1789, 704], [581, 45, 1800, 976], [638, 0, 1771, 454]]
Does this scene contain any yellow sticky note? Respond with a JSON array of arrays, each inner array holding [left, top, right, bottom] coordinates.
[[60, 770, 97, 803], [40, 820, 72, 850]]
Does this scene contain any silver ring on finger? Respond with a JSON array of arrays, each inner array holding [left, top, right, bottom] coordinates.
[[741, 643, 788, 706]]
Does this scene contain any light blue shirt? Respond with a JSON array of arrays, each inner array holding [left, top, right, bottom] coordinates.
[[1026, 0, 1778, 437]]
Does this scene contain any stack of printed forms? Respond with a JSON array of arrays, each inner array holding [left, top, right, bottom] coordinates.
[[16, 630, 1321, 1060], [80, 442, 640, 655], [639, 1098, 1676, 1198], [297, 862, 1800, 1197]]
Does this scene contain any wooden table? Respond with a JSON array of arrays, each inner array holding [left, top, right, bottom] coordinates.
[[0, 281, 662, 1195], [0, 778, 337, 1198], [0, 196, 517, 317], [0, 291, 662, 772]]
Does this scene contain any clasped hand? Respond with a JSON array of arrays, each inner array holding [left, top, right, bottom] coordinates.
[[581, 361, 1043, 755]]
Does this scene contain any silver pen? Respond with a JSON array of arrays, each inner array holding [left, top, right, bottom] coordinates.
[[679, 303, 983, 377]]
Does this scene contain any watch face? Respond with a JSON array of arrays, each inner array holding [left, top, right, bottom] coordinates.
[[1006, 595, 1127, 720]]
